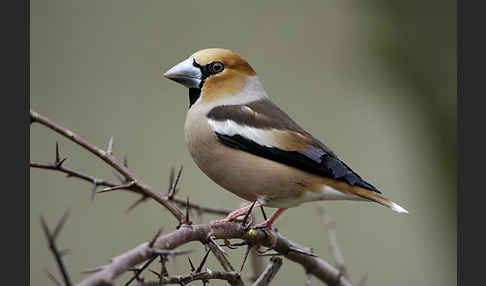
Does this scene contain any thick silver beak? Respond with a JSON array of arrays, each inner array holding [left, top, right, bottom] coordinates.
[[163, 57, 202, 88]]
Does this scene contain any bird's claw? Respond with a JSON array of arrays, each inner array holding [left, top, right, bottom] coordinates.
[[252, 223, 278, 247]]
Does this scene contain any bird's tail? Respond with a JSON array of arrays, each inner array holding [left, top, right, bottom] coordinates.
[[351, 187, 408, 214]]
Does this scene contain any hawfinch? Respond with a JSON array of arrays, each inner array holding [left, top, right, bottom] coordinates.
[[163, 48, 408, 229]]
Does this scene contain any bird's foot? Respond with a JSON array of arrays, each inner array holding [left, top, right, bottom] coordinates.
[[251, 208, 287, 247], [252, 222, 278, 247], [211, 202, 261, 225]]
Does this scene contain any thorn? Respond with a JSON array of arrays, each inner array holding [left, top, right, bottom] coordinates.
[[54, 142, 68, 168], [97, 181, 134, 193], [51, 209, 70, 241], [123, 155, 128, 167], [240, 244, 252, 272], [208, 235, 228, 256], [55, 142, 60, 164], [260, 205, 268, 220], [185, 197, 192, 225], [124, 255, 157, 286], [196, 248, 211, 273], [288, 247, 317, 257], [81, 266, 105, 274], [107, 136, 114, 155], [148, 269, 161, 278], [242, 201, 257, 227], [168, 165, 183, 200], [56, 157, 68, 168], [168, 166, 175, 189], [40, 216, 51, 243], [149, 228, 163, 248], [160, 254, 169, 277], [44, 269, 62, 286], [90, 181, 97, 202], [125, 195, 148, 213], [188, 257, 195, 272]]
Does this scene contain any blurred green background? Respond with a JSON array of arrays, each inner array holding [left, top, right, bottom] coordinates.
[[30, 1, 456, 285]]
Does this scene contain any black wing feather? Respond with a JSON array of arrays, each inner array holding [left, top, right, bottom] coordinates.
[[215, 133, 381, 194]]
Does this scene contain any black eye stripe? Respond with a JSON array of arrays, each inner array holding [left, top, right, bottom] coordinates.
[[192, 60, 224, 90]]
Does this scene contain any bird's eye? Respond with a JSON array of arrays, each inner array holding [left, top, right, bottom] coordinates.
[[210, 61, 224, 74]]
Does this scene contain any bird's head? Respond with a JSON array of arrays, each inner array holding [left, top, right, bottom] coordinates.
[[163, 48, 264, 107]]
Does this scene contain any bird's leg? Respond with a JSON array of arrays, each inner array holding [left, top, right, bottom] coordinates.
[[253, 208, 287, 229], [212, 201, 262, 224], [253, 208, 287, 247]]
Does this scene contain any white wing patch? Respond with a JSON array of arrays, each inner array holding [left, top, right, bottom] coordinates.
[[208, 119, 277, 148]]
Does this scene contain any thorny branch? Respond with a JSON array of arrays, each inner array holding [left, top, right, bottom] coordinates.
[[40, 210, 72, 286], [134, 271, 244, 286], [30, 109, 231, 217], [75, 222, 352, 286], [31, 109, 355, 286], [317, 205, 351, 282], [251, 256, 282, 286]]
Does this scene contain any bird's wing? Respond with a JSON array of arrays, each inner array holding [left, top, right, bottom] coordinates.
[[206, 99, 380, 193]]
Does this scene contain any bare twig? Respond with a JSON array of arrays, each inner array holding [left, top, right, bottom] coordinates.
[[76, 222, 352, 286], [251, 256, 283, 286], [260, 206, 267, 221], [29, 162, 231, 216], [207, 235, 235, 272], [168, 166, 183, 200], [106, 136, 114, 155], [31, 109, 186, 223], [97, 181, 135, 193], [124, 256, 158, 286], [317, 205, 350, 282], [173, 199, 232, 216], [184, 197, 192, 226], [41, 210, 72, 286], [242, 201, 257, 228], [30, 162, 119, 189], [125, 196, 149, 213], [134, 271, 244, 286], [196, 248, 212, 274], [240, 244, 253, 273], [45, 269, 63, 286]]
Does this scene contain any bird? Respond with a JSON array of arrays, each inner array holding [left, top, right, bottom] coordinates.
[[163, 48, 408, 231]]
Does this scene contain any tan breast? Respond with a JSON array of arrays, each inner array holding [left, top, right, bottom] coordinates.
[[184, 102, 343, 208]]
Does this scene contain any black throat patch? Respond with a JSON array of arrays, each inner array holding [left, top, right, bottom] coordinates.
[[188, 88, 201, 108]]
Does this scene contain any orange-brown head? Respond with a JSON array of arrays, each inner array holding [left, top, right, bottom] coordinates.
[[164, 48, 259, 106]]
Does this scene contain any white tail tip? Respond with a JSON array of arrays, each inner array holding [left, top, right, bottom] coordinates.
[[390, 202, 409, 214]]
